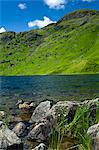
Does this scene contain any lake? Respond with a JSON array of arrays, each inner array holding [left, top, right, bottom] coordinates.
[[0, 75, 99, 111], [0, 75, 99, 149]]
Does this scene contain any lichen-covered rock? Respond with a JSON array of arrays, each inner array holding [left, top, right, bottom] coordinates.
[[87, 123, 99, 150], [30, 101, 51, 123], [32, 143, 47, 150], [0, 122, 22, 149], [12, 122, 27, 137]]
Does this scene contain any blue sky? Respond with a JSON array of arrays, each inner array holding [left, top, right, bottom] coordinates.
[[0, 0, 99, 32]]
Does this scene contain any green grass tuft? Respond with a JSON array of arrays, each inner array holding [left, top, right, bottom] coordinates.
[[49, 103, 99, 150]]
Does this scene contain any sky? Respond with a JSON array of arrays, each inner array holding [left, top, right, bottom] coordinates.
[[0, 0, 99, 33]]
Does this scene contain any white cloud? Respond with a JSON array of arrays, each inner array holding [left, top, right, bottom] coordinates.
[[18, 3, 27, 10], [0, 27, 6, 33], [43, 0, 66, 9], [43, 0, 96, 9], [28, 16, 56, 28]]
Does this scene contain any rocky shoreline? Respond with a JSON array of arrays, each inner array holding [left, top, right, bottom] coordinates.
[[0, 98, 99, 150]]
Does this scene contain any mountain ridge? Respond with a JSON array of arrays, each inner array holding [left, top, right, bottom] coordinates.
[[0, 9, 99, 75]]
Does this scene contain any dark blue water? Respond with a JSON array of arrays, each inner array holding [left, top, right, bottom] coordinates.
[[0, 75, 99, 110]]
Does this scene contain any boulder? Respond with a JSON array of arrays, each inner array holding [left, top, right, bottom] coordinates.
[[27, 120, 52, 142], [30, 101, 51, 123], [12, 122, 27, 137], [46, 101, 79, 124], [81, 98, 99, 123], [0, 122, 22, 149], [28, 101, 79, 142], [32, 143, 47, 150], [87, 123, 99, 150]]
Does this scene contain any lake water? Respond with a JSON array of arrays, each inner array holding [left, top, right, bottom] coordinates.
[[0, 75, 99, 149], [0, 75, 99, 111]]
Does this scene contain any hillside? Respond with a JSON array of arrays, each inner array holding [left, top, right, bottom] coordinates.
[[0, 10, 99, 75]]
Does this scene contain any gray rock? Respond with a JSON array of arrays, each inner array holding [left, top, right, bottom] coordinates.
[[28, 99, 99, 145], [32, 143, 47, 150], [81, 98, 99, 123], [12, 122, 27, 137], [30, 101, 51, 123], [46, 101, 79, 124], [87, 123, 99, 150], [27, 120, 51, 142], [0, 122, 22, 149], [28, 101, 79, 142]]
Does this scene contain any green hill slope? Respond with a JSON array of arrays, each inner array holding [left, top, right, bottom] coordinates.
[[0, 10, 99, 75]]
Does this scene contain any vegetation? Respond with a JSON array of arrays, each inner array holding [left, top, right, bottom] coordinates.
[[0, 10, 99, 75], [49, 103, 99, 150]]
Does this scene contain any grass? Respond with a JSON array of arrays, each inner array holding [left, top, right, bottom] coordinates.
[[49, 102, 99, 150], [0, 10, 99, 75]]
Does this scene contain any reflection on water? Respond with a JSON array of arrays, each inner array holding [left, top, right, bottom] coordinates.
[[0, 75, 99, 110]]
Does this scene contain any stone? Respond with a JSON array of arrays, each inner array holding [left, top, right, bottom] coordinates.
[[0, 111, 5, 118], [87, 123, 99, 150], [46, 101, 79, 124], [28, 101, 79, 142], [81, 98, 99, 123], [30, 101, 51, 123], [27, 120, 52, 142], [13, 122, 27, 137], [16, 100, 36, 111], [8, 116, 23, 130], [0, 122, 22, 149], [32, 143, 47, 150]]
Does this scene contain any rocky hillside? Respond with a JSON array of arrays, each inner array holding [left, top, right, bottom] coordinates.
[[0, 10, 99, 75]]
